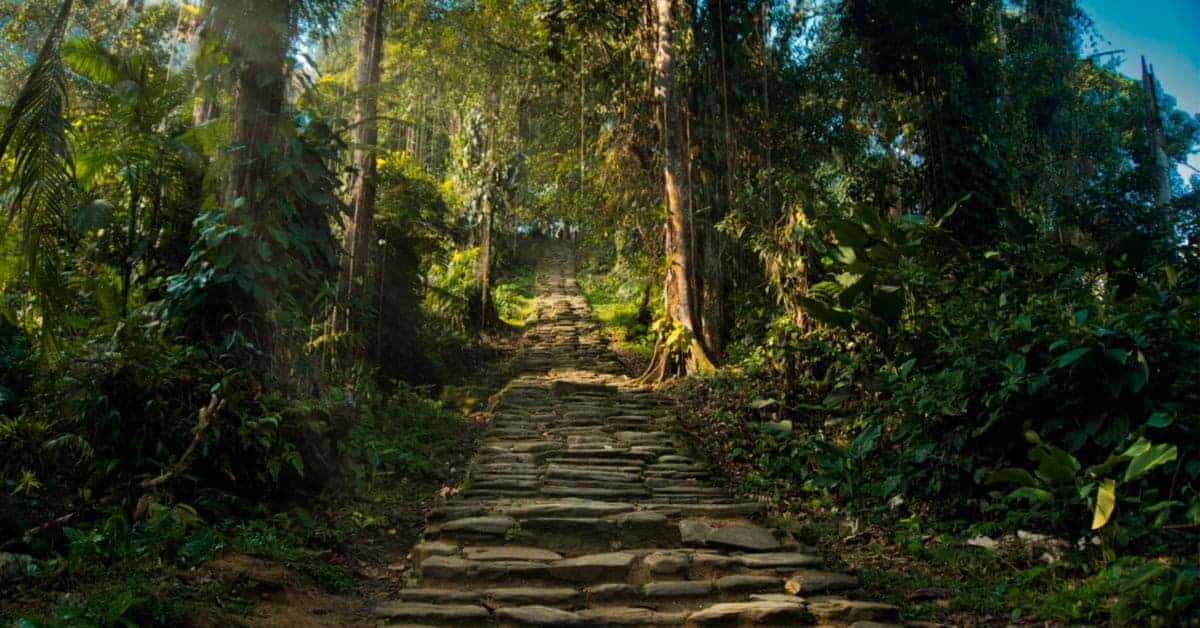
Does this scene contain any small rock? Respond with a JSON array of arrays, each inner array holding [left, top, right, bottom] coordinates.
[[965, 535, 998, 550], [644, 551, 691, 575]]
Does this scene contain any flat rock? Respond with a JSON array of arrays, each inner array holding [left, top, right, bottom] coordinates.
[[715, 574, 783, 593], [707, 524, 780, 551], [494, 605, 583, 625], [441, 516, 515, 535], [687, 600, 809, 624], [585, 583, 638, 601], [807, 597, 901, 623], [736, 552, 822, 569], [505, 500, 633, 518], [419, 556, 472, 579], [464, 546, 563, 561], [549, 552, 636, 581], [785, 569, 859, 594], [474, 560, 551, 579], [644, 551, 691, 574], [484, 587, 580, 605], [374, 602, 489, 622], [411, 541, 457, 562], [679, 520, 714, 545], [577, 607, 691, 625]]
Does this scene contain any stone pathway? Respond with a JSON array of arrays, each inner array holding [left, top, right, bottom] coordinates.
[[376, 244, 902, 626]]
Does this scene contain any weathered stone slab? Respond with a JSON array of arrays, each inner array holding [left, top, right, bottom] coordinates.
[[784, 569, 859, 593], [494, 605, 583, 625], [463, 546, 563, 561], [503, 499, 633, 518], [548, 552, 636, 582], [374, 602, 490, 622], [687, 600, 809, 625], [484, 587, 580, 605], [806, 596, 901, 623], [576, 607, 691, 625], [441, 516, 515, 535], [736, 552, 822, 569], [715, 574, 783, 593]]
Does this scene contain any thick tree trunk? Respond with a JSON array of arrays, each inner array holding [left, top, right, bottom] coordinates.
[[343, 0, 387, 307], [226, 0, 290, 220], [640, 0, 714, 382]]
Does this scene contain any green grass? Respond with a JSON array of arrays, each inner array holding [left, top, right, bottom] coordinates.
[[493, 268, 538, 327], [576, 268, 655, 357]]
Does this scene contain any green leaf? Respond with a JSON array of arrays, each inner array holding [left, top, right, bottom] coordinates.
[[1055, 347, 1091, 369], [1005, 353, 1026, 374], [1146, 412, 1172, 428], [1008, 487, 1054, 502], [1124, 442, 1177, 482], [748, 398, 776, 410], [1092, 479, 1116, 530], [796, 296, 854, 329]]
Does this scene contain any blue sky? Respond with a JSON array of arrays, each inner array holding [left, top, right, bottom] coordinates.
[[1078, 0, 1200, 180]]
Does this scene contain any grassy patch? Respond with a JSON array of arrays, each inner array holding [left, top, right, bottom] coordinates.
[[576, 268, 655, 358], [493, 268, 537, 328]]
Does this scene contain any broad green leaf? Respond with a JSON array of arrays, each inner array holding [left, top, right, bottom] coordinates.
[[1055, 347, 1091, 368], [1124, 443, 1177, 482], [1091, 479, 1116, 530], [1146, 412, 1172, 428]]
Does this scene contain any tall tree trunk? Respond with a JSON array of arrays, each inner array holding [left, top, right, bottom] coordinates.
[[1141, 56, 1172, 210], [640, 0, 714, 382], [225, 0, 290, 220], [342, 0, 387, 309], [477, 194, 493, 327]]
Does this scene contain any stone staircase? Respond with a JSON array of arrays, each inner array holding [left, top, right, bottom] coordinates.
[[375, 243, 902, 626]]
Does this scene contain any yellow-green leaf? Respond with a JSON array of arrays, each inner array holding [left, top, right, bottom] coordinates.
[[1092, 479, 1116, 530]]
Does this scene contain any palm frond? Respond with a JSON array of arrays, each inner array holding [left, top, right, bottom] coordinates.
[[0, 0, 79, 328]]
